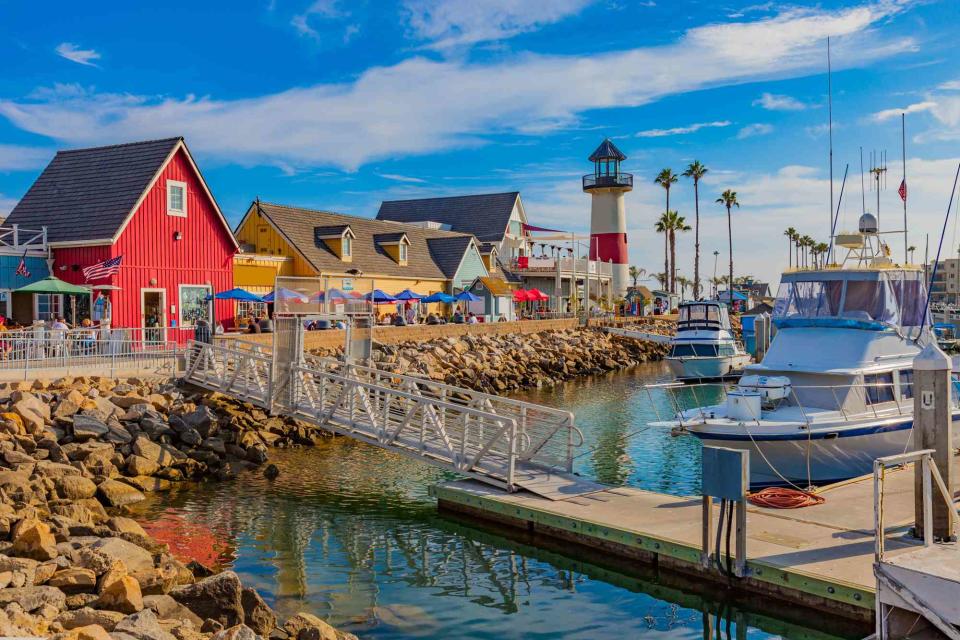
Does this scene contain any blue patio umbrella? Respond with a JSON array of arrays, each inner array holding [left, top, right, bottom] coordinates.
[[454, 290, 481, 302], [316, 288, 353, 303], [263, 287, 308, 303], [366, 289, 398, 303], [394, 288, 425, 301], [206, 288, 264, 302], [421, 292, 455, 304]]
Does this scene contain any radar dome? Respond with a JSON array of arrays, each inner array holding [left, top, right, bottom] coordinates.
[[859, 213, 878, 234]]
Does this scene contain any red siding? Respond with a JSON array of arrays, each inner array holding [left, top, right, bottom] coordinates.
[[52, 147, 236, 334]]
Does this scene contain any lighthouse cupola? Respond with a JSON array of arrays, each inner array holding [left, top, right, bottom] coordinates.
[[583, 138, 632, 298]]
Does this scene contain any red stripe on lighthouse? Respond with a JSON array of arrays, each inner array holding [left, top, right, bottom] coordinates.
[[589, 232, 627, 264]]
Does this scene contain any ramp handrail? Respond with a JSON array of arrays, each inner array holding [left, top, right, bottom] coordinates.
[[873, 449, 960, 563], [184, 340, 273, 407], [288, 362, 519, 489], [306, 355, 582, 472]]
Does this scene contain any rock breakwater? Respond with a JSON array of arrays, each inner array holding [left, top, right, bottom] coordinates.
[[0, 375, 354, 640], [313, 320, 672, 394]]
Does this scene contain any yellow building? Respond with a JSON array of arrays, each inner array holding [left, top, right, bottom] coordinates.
[[233, 200, 490, 309]]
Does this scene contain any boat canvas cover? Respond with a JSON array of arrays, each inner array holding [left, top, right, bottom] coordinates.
[[772, 269, 928, 335]]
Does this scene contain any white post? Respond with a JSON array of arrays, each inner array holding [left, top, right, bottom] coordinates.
[[913, 342, 954, 540]]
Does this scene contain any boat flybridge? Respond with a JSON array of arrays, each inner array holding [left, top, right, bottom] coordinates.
[[650, 214, 946, 487], [665, 301, 752, 380]]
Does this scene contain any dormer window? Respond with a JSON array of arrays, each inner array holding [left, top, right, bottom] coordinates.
[[343, 235, 352, 258], [167, 180, 187, 217], [314, 225, 355, 262], [374, 233, 410, 265]]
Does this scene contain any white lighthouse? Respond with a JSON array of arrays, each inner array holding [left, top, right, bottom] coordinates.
[[583, 139, 632, 298]]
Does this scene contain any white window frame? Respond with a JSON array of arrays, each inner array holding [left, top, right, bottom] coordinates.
[[178, 284, 212, 328], [34, 294, 63, 322], [399, 241, 408, 262], [342, 235, 352, 258], [167, 180, 187, 217]]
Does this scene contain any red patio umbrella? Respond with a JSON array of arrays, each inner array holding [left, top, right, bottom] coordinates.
[[527, 288, 549, 301], [513, 289, 533, 302]]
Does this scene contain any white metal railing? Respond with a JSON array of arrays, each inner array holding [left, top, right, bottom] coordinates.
[[873, 449, 960, 563], [288, 362, 520, 489], [306, 357, 583, 473], [183, 340, 273, 406], [649, 380, 934, 428], [0, 328, 178, 377], [0, 225, 46, 251]]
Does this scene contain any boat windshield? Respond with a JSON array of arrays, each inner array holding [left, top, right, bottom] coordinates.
[[677, 304, 723, 329], [773, 270, 928, 331]]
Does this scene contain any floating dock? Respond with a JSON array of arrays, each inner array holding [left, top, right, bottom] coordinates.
[[435, 459, 960, 625]]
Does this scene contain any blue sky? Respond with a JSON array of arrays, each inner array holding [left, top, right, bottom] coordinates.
[[2, 0, 959, 284]]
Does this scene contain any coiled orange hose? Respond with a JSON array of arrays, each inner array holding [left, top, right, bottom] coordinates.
[[747, 487, 825, 509]]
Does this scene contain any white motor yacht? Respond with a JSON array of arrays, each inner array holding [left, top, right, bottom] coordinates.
[[651, 214, 946, 487], [665, 301, 752, 380]]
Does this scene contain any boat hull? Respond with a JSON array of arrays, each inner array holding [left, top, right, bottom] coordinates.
[[689, 419, 921, 487], [667, 354, 752, 380]]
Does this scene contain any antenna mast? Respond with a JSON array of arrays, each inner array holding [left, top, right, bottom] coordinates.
[[902, 113, 908, 263], [870, 150, 888, 231], [860, 147, 866, 215], [827, 37, 835, 247]]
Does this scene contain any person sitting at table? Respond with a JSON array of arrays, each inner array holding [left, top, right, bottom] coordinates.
[[425, 313, 440, 325], [258, 314, 273, 333], [451, 310, 465, 324], [78, 318, 97, 354], [466, 312, 478, 324], [247, 318, 261, 334], [392, 313, 407, 326]]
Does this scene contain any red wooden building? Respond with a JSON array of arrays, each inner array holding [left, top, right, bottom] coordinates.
[[6, 137, 238, 332]]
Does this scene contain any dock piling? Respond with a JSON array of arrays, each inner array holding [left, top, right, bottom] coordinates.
[[912, 342, 954, 540]]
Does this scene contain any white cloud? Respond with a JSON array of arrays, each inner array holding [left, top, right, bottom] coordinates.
[[938, 80, 960, 91], [378, 173, 427, 183], [0, 144, 53, 171], [2, 1, 917, 171], [753, 92, 806, 110], [736, 123, 774, 138], [403, 0, 593, 50], [872, 100, 936, 121], [636, 121, 731, 137], [55, 43, 100, 67], [291, 0, 346, 39], [0, 195, 17, 217]]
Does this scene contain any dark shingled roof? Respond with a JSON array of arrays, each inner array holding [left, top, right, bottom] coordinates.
[[373, 232, 407, 244], [250, 202, 482, 280], [588, 138, 627, 162], [376, 192, 519, 243], [313, 225, 351, 238], [6, 137, 182, 243]]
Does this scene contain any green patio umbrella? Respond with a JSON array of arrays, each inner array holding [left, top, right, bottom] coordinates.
[[14, 277, 92, 325]]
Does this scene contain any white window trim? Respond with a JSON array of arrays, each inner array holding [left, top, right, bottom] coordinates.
[[342, 235, 353, 258], [399, 241, 408, 262], [34, 293, 63, 321], [178, 284, 212, 328], [167, 180, 188, 217]]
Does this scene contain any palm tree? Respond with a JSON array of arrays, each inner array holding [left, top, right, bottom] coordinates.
[[653, 272, 668, 289], [716, 189, 740, 296], [801, 235, 814, 268], [661, 210, 691, 293], [655, 213, 669, 293], [816, 242, 829, 268], [628, 265, 645, 287], [683, 161, 708, 299], [908, 245, 916, 263], [676, 275, 691, 300], [784, 227, 797, 268]]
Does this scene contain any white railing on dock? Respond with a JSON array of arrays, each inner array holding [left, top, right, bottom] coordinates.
[[184, 341, 273, 406]]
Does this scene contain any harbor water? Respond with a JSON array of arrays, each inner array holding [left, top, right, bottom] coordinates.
[[132, 362, 861, 639]]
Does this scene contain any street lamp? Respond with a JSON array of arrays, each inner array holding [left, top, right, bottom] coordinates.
[[712, 250, 720, 297]]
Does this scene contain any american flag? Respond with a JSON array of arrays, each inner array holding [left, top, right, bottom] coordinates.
[[82, 255, 123, 281], [14, 251, 29, 278], [898, 179, 907, 202]]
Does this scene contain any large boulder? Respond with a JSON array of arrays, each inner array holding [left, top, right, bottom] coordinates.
[[96, 479, 145, 507], [72, 415, 110, 441], [169, 571, 244, 627], [88, 538, 154, 574], [0, 585, 67, 612], [179, 406, 218, 438], [55, 475, 98, 500], [47, 567, 97, 593], [283, 612, 356, 640], [56, 607, 126, 631], [11, 520, 58, 561], [112, 609, 175, 640], [211, 625, 258, 640], [94, 575, 142, 614], [240, 587, 275, 636]]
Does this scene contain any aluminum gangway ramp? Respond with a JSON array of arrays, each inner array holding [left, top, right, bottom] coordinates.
[[182, 340, 599, 499]]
